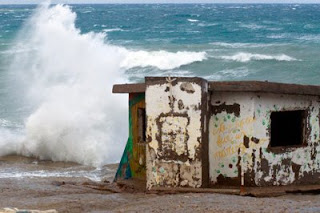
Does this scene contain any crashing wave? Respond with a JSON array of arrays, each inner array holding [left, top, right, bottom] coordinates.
[[217, 52, 298, 62]]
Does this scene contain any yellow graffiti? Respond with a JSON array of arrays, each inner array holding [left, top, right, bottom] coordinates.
[[214, 144, 245, 160], [214, 138, 269, 160], [213, 117, 255, 148], [212, 116, 268, 159]]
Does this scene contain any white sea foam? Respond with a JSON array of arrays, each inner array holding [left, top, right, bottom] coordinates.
[[198, 23, 218, 27], [102, 28, 124, 33], [120, 50, 207, 70], [0, 3, 206, 167], [0, 167, 109, 182], [298, 34, 320, 41], [217, 52, 298, 62], [82, 11, 92, 13], [227, 6, 251, 9], [268, 33, 320, 42], [267, 33, 290, 39], [210, 42, 284, 48], [239, 23, 282, 31], [187, 19, 199, 22], [304, 24, 315, 29], [240, 23, 265, 30]]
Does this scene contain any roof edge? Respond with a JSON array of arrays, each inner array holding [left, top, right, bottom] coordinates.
[[208, 81, 320, 96], [113, 80, 320, 96], [113, 83, 145, 93]]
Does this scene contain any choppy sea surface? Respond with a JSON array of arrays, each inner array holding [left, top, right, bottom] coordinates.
[[0, 3, 320, 179]]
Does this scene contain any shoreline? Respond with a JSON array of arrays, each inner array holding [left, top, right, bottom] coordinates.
[[0, 155, 320, 212]]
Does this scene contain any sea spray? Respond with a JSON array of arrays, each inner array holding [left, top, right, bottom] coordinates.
[[1, 3, 207, 167], [6, 3, 128, 167]]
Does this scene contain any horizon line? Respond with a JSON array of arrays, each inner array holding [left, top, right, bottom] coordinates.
[[0, 2, 320, 5]]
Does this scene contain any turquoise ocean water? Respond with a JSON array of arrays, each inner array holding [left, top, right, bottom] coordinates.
[[0, 3, 320, 166]]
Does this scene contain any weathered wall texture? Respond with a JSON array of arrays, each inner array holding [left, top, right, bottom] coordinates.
[[209, 92, 254, 186], [115, 93, 146, 181], [145, 77, 208, 189], [209, 92, 320, 187]]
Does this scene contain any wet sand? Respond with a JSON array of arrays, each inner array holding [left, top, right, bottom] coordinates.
[[1, 156, 320, 213]]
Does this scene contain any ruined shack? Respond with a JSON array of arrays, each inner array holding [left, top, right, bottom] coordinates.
[[113, 77, 320, 193]]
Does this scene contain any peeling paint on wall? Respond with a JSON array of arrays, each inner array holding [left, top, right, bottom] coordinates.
[[209, 93, 255, 186], [145, 77, 207, 189], [209, 92, 320, 187]]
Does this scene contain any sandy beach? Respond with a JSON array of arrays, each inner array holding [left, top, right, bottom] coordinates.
[[0, 156, 320, 213]]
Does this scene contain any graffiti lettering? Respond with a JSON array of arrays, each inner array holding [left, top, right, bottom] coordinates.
[[212, 115, 268, 159]]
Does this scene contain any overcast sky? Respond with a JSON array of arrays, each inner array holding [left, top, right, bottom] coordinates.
[[1, 0, 320, 4]]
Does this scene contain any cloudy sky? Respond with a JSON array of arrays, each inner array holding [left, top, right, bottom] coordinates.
[[1, 0, 320, 4]]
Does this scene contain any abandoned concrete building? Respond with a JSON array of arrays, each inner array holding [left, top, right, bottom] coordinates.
[[113, 77, 320, 192]]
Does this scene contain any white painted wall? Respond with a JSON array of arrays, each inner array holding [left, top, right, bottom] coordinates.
[[209, 92, 320, 186], [209, 92, 254, 184], [146, 79, 204, 189]]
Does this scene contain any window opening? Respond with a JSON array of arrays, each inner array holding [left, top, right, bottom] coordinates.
[[270, 110, 305, 147]]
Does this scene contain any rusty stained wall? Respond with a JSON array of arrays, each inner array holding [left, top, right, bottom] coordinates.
[[209, 92, 320, 187], [145, 78, 207, 189]]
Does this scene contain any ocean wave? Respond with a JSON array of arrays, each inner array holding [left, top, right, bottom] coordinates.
[[187, 19, 199, 22], [239, 23, 282, 31], [240, 23, 265, 30], [268, 33, 320, 42], [102, 28, 124, 33], [210, 42, 284, 48], [2, 3, 129, 167], [298, 35, 320, 41], [303, 24, 315, 29], [216, 52, 298, 62], [267, 33, 291, 39], [198, 23, 218, 27], [227, 6, 252, 9], [267, 27, 283, 31], [0, 166, 108, 182], [120, 50, 207, 70]]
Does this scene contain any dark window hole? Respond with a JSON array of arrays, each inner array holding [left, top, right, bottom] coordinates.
[[270, 110, 305, 147]]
